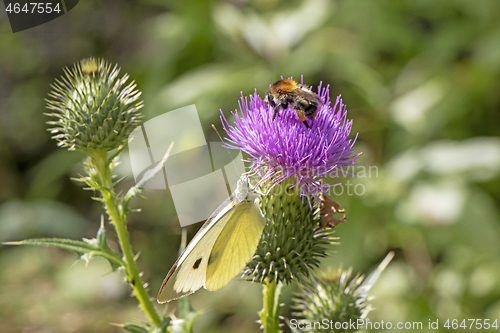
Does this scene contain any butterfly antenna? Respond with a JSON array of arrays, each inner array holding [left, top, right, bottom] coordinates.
[[211, 124, 242, 176]]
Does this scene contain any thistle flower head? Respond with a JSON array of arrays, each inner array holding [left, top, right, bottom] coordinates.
[[221, 79, 359, 201], [46, 57, 143, 153]]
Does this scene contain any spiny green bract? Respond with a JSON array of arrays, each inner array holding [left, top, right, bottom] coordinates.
[[244, 181, 336, 285], [46, 57, 143, 153], [292, 267, 370, 333]]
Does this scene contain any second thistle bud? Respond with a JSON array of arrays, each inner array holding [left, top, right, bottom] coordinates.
[[46, 57, 143, 153], [292, 267, 370, 333]]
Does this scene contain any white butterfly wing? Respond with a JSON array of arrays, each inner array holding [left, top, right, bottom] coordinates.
[[157, 194, 240, 303], [205, 200, 266, 290]]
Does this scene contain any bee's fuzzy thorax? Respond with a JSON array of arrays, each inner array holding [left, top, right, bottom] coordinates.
[[269, 79, 299, 94]]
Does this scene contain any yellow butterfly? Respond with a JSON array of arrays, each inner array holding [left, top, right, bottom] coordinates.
[[157, 174, 266, 303]]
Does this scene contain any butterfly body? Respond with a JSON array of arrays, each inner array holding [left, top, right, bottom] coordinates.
[[157, 174, 266, 303]]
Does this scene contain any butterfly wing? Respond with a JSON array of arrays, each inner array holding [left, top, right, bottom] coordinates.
[[157, 195, 239, 303], [205, 200, 266, 290]]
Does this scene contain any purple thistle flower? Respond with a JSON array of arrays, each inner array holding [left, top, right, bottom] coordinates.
[[221, 79, 360, 201]]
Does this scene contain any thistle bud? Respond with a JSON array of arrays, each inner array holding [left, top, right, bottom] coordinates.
[[46, 57, 143, 153], [244, 181, 337, 285], [292, 267, 369, 333]]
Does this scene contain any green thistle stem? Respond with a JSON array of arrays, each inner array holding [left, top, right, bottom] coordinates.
[[260, 279, 282, 333], [91, 152, 161, 326]]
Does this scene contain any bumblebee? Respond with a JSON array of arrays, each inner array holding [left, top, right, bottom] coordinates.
[[265, 79, 323, 128]]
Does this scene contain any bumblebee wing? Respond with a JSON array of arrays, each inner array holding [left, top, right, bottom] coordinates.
[[293, 88, 323, 104], [205, 200, 266, 290], [157, 195, 240, 303]]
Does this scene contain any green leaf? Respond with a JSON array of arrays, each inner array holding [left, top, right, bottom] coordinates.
[[3, 236, 125, 271], [26, 149, 85, 200], [96, 216, 108, 248], [118, 317, 173, 333], [107, 143, 129, 165], [174, 296, 197, 333], [156, 316, 173, 333], [358, 251, 395, 298], [121, 324, 149, 333], [0, 199, 89, 242]]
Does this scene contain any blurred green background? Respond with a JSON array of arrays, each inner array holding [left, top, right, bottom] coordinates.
[[1, 0, 500, 332]]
